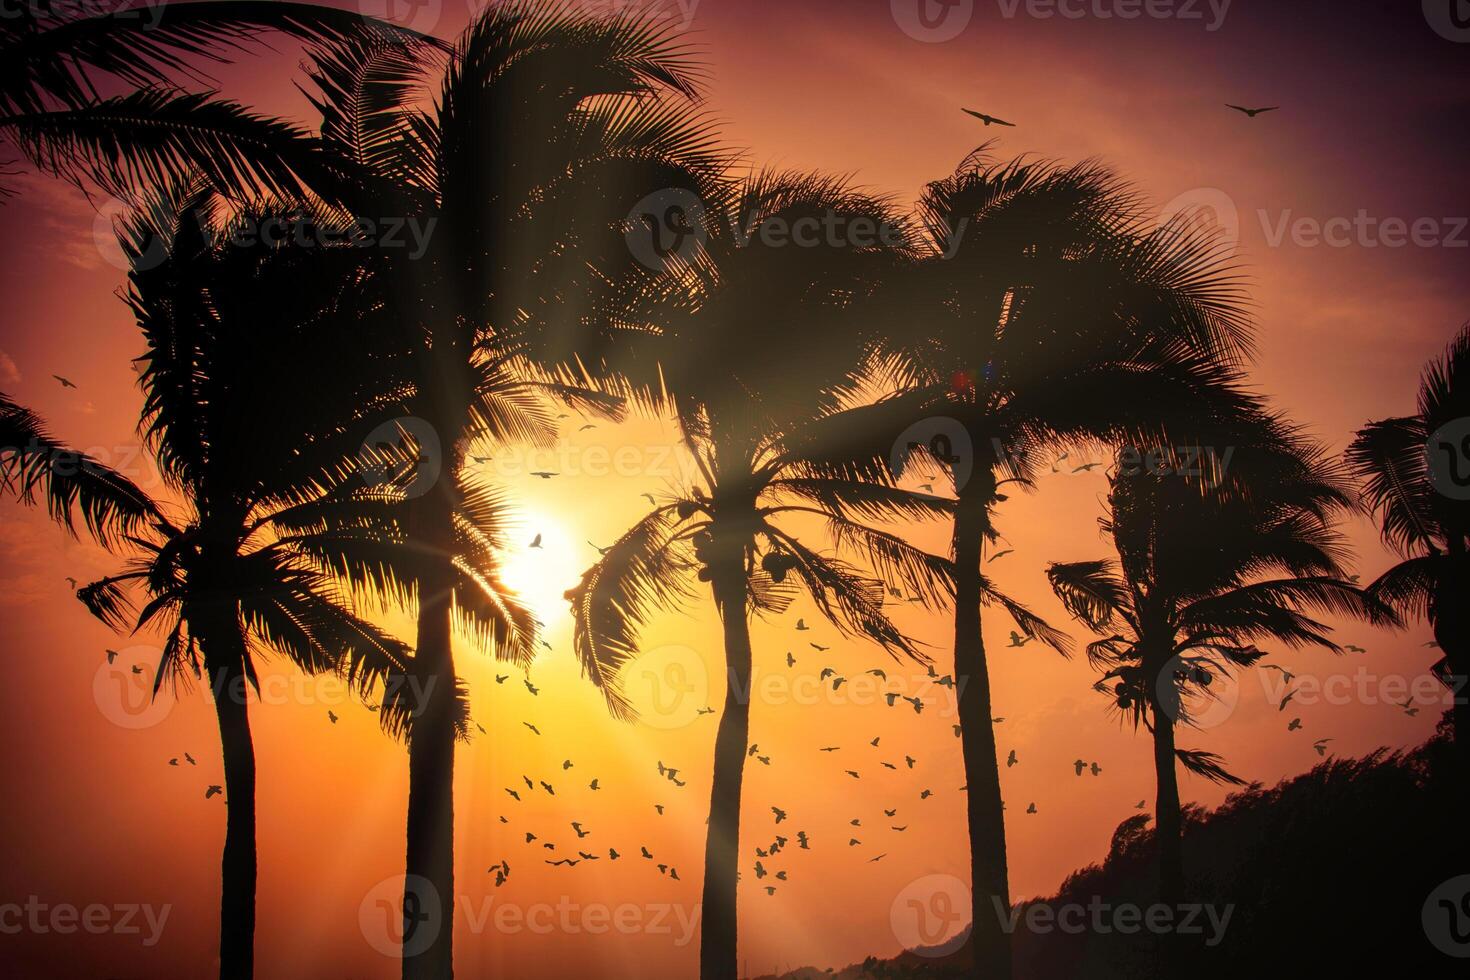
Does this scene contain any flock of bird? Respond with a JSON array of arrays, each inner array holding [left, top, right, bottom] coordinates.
[[66, 369, 1431, 904]]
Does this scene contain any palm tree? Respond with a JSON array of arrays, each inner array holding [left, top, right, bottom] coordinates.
[[1, 391, 155, 542], [824, 148, 1263, 977], [1347, 323, 1470, 790], [76, 194, 415, 980], [567, 172, 968, 980], [1, 2, 435, 203], [293, 7, 719, 976], [1046, 430, 1393, 912]]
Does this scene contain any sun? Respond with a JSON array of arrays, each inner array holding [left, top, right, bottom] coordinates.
[[498, 508, 590, 627]]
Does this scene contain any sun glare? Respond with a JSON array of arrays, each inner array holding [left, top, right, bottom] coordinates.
[[499, 509, 590, 626]]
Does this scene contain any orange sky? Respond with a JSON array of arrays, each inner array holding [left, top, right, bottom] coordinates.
[[1, 1, 1467, 976]]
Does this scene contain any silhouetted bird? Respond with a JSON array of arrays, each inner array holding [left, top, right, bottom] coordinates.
[[1008, 631, 1030, 648], [1007, 750, 1018, 768], [205, 785, 223, 799], [962, 108, 1016, 127], [53, 374, 77, 388], [1226, 103, 1279, 117], [529, 533, 543, 549]]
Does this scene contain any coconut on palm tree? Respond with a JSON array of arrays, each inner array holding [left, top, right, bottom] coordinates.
[[1347, 323, 1470, 790], [567, 171, 968, 980], [292, 6, 720, 975], [76, 193, 416, 980], [1047, 428, 1394, 915]]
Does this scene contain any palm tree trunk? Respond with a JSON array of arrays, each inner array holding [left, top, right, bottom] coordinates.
[[953, 488, 1011, 979], [699, 549, 753, 980], [1150, 707, 1184, 906], [208, 657, 256, 980], [403, 489, 458, 980]]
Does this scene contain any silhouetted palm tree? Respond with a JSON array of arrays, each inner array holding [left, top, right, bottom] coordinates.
[[1, 391, 155, 542], [1347, 322, 1470, 791], [294, 6, 718, 975], [76, 193, 414, 980], [0, 2, 433, 202], [1047, 429, 1392, 912], [827, 148, 1262, 978], [568, 172, 959, 980]]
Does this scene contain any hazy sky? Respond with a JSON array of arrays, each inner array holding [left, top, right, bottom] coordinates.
[[1, 1, 1467, 976]]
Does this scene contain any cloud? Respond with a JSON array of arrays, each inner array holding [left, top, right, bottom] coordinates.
[[0, 349, 20, 387]]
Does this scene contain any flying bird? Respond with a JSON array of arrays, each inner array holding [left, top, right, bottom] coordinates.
[[1287, 717, 1303, 732], [524, 722, 541, 735], [962, 108, 1016, 127], [988, 549, 1014, 563], [1006, 750, 1018, 768], [795, 619, 810, 631], [1226, 103, 1279, 117], [530, 471, 558, 479], [205, 785, 223, 799], [53, 374, 77, 388], [327, 711, 339, 724], [529, 533, 543, 549], [1312, 738, 1334, 757], [1007, 631, 1031, 648]]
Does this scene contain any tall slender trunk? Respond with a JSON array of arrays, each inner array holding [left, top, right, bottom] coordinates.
[[402, 488, 458, 980], [208, 656, 256, 980], [1150, 707, 1184, 906], [1434, 548, 1470, 831], [953, 487, 1011, 979], [699, 538, 753, 980]]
